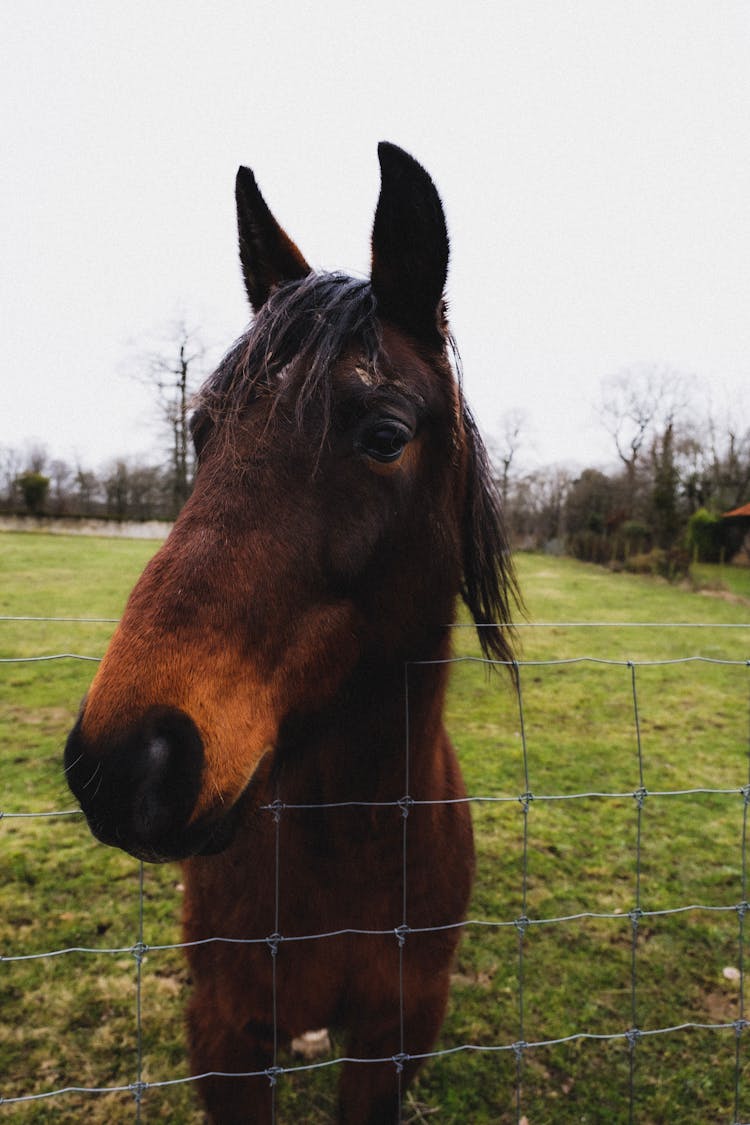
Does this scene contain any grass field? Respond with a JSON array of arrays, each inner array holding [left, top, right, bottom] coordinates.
[[1, 532, 750, 1123]]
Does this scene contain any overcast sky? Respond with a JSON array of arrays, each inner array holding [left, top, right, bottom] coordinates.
[[2, 1, 748, 474]]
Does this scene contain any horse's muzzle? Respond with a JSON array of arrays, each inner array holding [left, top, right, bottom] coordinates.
[[64, 705, 229, 862]]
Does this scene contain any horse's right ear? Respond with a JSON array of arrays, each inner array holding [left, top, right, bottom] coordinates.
[[235, 167, 311, 313]]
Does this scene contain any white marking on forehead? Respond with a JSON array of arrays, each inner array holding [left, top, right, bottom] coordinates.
[[350, 364, 416, 401], [275, 362, 295, 387], [349, 364, 432, 417], [352, 364, 386, 388]]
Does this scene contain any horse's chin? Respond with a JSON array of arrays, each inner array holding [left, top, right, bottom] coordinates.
[[96, 802, 243, 865]]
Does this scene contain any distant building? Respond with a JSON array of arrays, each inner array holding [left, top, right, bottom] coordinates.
[[722, 502, 750, 560]]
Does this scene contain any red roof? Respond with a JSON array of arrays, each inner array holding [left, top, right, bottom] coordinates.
[[723, 502, 750, 518]]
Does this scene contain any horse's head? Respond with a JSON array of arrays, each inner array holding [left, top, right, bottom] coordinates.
[[64, 143, 515, 862]]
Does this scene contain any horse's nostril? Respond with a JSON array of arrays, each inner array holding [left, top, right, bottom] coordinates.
[[65, 706, 207, 862]]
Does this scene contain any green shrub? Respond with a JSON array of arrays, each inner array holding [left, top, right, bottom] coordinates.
[[620, 520, 651, 555], [623, 547, 690, 580], [16, 471, 50, 515], [685, 508, 724, 563]]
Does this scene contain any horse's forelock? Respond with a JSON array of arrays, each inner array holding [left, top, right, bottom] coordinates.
[[193, 273, 378, 440]]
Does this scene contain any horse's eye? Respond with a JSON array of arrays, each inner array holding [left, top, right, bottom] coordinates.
[[356, 420, 412, 463]]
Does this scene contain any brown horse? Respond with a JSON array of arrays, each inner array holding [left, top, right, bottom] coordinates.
[[65, 142, 516, 1124]]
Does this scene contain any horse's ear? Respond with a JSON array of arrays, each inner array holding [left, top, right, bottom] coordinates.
[[235, 167, 311, 313], [371, 142, 449, 346]]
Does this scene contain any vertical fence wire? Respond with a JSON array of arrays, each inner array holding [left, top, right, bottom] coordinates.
[[737, 785, 748, 1125], [397, 662, 412, 1116], [514, 660, 530, 1123], [628, 661, 646, 1123], [134, 860, 145, 1124], [271, 782, 283, 1121], [736, 663, 750, 1123]]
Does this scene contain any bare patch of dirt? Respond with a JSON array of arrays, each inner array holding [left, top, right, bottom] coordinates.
[[695, 587, 750, 606], [702, 989, 740, 1023]]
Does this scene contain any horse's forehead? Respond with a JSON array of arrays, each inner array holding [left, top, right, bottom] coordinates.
[[334, 358, 431, 415], [338, 327, 452, 404]]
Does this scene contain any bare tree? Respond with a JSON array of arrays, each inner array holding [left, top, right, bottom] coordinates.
[[676, 408, 750, 515], [74, 464, 100, 516], [48, 458, 73, 515], [127, 461, 166, 520], [708, 414, 750, 511], [103, 459, 130, 520], [491, 408, 528, 510], [597, 364, 691, 512], [127, 318, 207, 517], [24, 444, 49, 475], [507, 464, 573, 547], [0, 445, 23, 507], [649, 421, 681, 548]]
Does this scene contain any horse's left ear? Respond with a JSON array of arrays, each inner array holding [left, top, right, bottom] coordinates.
[[235, 167, 311, 313], [371, 142, 449, 347]]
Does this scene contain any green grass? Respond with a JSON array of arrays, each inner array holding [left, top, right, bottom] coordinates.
[[690, 560, 750, 601], [1, 534, 750, 1122]]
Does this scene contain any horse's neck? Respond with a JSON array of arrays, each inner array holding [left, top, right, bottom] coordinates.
[[274, 652, 453, 806]]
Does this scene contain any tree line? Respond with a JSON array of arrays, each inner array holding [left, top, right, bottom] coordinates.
[[1, 445, 192, 523], [498, 365, 749, 574], [1, 320, 204, 524], [3, 352, 748, 573]]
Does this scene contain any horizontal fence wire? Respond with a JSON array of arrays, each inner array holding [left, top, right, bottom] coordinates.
[[2, 623, 750, 1121]]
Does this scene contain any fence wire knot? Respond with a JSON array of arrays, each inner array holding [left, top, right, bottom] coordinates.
[[628, 907, 643, 930], [398, 795, 414, 818], [129, 1080, 146, 1104], [266, 932, 282, 957], [268, 799, 284, 823], [394, 924, 411, 947], [392, 1051, 410, 1073], [131, 941, 148, 964], [518, 792, 534, 814], [734, 1018, 749, 1038], [741, 785, 750, 806], [632, 786, 648, 809], [514, 914, 530, 936], [512, 1040, 527, 1063], [265, 1065, 283, 1087], [736, 901, 750, 921], [625, 1027, 642, 1048]]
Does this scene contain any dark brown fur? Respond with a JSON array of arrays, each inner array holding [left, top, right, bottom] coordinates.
[[65, 143, 517, 1123]]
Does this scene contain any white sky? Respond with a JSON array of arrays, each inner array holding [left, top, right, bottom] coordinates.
[[2, 1, 748, 473]]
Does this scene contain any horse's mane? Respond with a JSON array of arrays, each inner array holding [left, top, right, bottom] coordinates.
[[192, 270, 518, 663], [460, 398, 519, 665]]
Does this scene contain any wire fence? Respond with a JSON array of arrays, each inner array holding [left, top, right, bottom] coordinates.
[[2, 617, 750, 1121]]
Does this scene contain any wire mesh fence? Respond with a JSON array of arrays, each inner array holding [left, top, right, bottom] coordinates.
[[1, 615, 750, 1122]]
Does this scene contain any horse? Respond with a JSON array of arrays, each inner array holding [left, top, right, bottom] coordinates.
[[64, 142, 516, 1124]]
